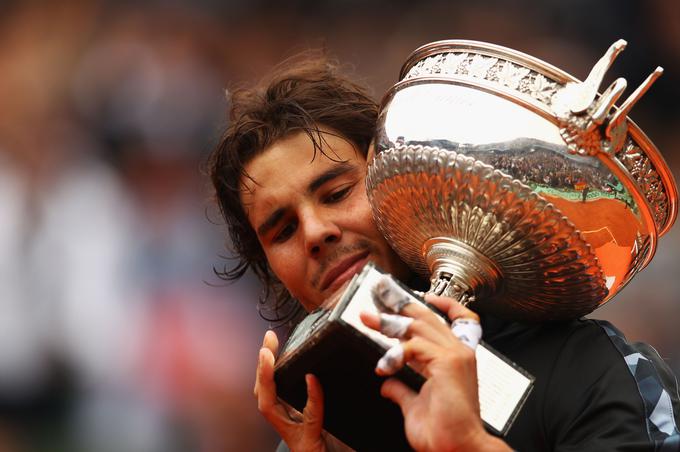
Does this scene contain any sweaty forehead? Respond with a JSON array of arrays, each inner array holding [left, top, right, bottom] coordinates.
[[239, 130, 365, 216]]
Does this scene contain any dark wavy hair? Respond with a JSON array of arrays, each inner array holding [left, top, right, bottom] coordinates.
[[208, 52, 379, 323]]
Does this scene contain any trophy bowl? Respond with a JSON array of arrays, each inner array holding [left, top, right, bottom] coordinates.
[[367, 39, 678, 321]]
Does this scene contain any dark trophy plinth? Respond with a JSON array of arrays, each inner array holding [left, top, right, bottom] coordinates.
[[275, 264, 533, 451]]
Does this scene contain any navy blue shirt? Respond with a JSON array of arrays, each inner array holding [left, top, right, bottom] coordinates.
[[276, 316, 680, 451]]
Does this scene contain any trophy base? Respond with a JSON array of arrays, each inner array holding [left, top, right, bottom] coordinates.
[[276, 313, 418, 450], [275, 263, 534, 451]]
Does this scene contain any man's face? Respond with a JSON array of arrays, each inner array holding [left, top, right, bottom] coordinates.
[[241, 130, 412, 312]]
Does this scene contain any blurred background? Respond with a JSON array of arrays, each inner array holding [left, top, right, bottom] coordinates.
[[0, 0, 678, 450]]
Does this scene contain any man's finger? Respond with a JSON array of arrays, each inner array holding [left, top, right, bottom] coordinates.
[[359, 311, 380, 330], [376, 343, 405, 375], [424, 293, 480, 323], [253, 351, 260, 397], [302, 374, 324, 438], [380, 313, 414, 339], [362, 309, 446, 346], [255, 347, 305, 439], [451, 318, 482, 350], [254, 331, 278, 396], [381, 378, 417, 412], [376, 337, 442, 377], [263, 329, 279, 354], [256, 347, 277, 412]]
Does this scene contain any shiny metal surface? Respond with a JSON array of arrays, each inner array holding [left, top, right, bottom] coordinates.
[[367, 40, 677, 321]]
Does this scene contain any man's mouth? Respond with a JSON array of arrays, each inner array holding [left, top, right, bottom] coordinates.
[[320, 250, 371, 293]]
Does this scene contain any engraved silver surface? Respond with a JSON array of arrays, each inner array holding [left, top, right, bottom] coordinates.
[[368, 145, 607, 321], [368, 40, 678, 321], [397, 40, 676, 234]]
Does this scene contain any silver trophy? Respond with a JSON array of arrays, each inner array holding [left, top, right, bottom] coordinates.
[[367, 39, 678, 321], [275, 40, 678, 449]]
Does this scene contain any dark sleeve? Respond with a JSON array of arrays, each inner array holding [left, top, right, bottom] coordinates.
[[544, 320, 679, 452]]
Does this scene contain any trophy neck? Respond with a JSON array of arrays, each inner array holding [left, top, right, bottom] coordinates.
[[424, 237, 502, 305]]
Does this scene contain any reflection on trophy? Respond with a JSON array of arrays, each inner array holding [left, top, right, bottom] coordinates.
[[367, 39, 678, 321]]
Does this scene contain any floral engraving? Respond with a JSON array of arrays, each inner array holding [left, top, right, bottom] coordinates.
[[441, 52, 468, 74], [617, 140, 668, 228], [497, 61, 530, 90], [468, 55, 498, 79]]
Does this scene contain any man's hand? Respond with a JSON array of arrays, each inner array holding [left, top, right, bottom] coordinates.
[[254, 330, 326, 452], [361, 294, 511, 452]]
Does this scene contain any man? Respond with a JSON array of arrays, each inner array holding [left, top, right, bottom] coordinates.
[[209, 55, 680, 451]]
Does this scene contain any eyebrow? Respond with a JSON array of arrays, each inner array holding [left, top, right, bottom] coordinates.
[[307, 162, 355, 194], [256, 162, 357, 237], [257, 207, 286, 237]]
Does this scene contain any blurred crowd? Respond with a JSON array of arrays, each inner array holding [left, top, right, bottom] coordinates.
[[0, 2, 273, 451], [0, 1, 678, 451]]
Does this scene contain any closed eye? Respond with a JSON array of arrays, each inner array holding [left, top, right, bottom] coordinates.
[[324, 185, 353, 204], [272, 220, 297, 243]]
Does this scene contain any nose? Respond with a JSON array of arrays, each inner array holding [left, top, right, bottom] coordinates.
[[300, 206, 341, 258]]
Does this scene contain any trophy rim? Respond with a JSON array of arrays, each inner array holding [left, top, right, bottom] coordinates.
[[398, 39, 570, 82], [383, 39, 677, 239]]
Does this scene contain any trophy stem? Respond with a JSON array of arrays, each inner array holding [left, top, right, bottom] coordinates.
[[424, 237, 502, 307]]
